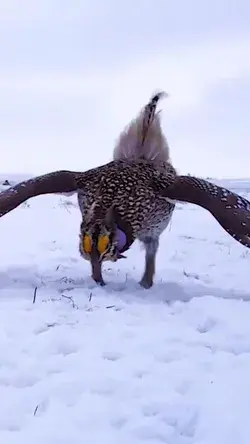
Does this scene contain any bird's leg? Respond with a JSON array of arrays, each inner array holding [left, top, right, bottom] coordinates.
[[139, 236, 159, 289]]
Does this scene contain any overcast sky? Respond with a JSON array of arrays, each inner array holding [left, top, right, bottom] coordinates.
[[0, 0, 249, 178]]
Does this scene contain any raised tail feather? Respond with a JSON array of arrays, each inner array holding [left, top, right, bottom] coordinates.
[[113, 91, 170, 166]]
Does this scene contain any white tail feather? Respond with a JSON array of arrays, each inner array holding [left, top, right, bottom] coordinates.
[[113, 91, 170, 166]]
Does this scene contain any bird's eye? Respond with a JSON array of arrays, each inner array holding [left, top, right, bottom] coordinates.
[[97, 235, 110, 255], [83, 234, 92, 253]]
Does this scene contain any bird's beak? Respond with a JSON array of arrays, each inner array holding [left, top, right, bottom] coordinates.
[[117, 253, 127, 259], [90, 249, 104, 284]]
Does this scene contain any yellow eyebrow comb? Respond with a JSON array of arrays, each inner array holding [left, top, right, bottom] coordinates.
[[97, 235, 109, 254], [83, 234, 92, 254]]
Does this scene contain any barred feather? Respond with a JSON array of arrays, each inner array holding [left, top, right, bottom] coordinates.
[[113, 91, 170, 166]]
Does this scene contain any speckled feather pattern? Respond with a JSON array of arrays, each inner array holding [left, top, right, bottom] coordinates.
[[162, 175, 250, 248], [76, 159, 176, 240], [187, 177, 250, 246]]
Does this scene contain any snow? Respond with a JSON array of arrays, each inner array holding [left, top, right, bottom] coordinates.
[[0, 177, 250, 444]]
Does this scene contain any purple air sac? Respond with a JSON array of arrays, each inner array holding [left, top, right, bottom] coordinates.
[[116, 228, 127, 251]]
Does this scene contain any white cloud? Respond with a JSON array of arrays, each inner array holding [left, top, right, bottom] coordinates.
[[0, 0, 98, 26], [0, 0, 249, 178], [108, 34, 250, 116]]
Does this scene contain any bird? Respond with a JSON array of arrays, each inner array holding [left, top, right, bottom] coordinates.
[[0, 91, 250, 288]]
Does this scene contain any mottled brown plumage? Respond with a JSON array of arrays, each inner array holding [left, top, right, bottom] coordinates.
[[0, 92, 250, 288], [76, 158, 177, 287]]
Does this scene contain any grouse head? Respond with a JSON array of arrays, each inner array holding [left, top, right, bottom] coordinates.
[[79, 202, 132, 265]]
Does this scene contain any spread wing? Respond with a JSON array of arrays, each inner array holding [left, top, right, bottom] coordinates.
[[0, 170, 85, 218], [160, 175, 250, 248]]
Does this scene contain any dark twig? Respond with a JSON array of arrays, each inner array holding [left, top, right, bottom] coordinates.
[[33, 405, 39, 416], [89, 292, 93, 302], [33, 287, 38, 304], [61, 294, 78, 309]]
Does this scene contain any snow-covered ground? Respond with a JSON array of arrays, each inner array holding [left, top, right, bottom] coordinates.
[[1, 176, 250, 444]]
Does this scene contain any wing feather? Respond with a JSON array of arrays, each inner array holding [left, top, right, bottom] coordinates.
[[0, 170, 82, 217], [160, 175, 250, 247]]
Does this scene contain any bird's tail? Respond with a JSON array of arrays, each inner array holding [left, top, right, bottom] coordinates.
[[113, 91, 170, 166]]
